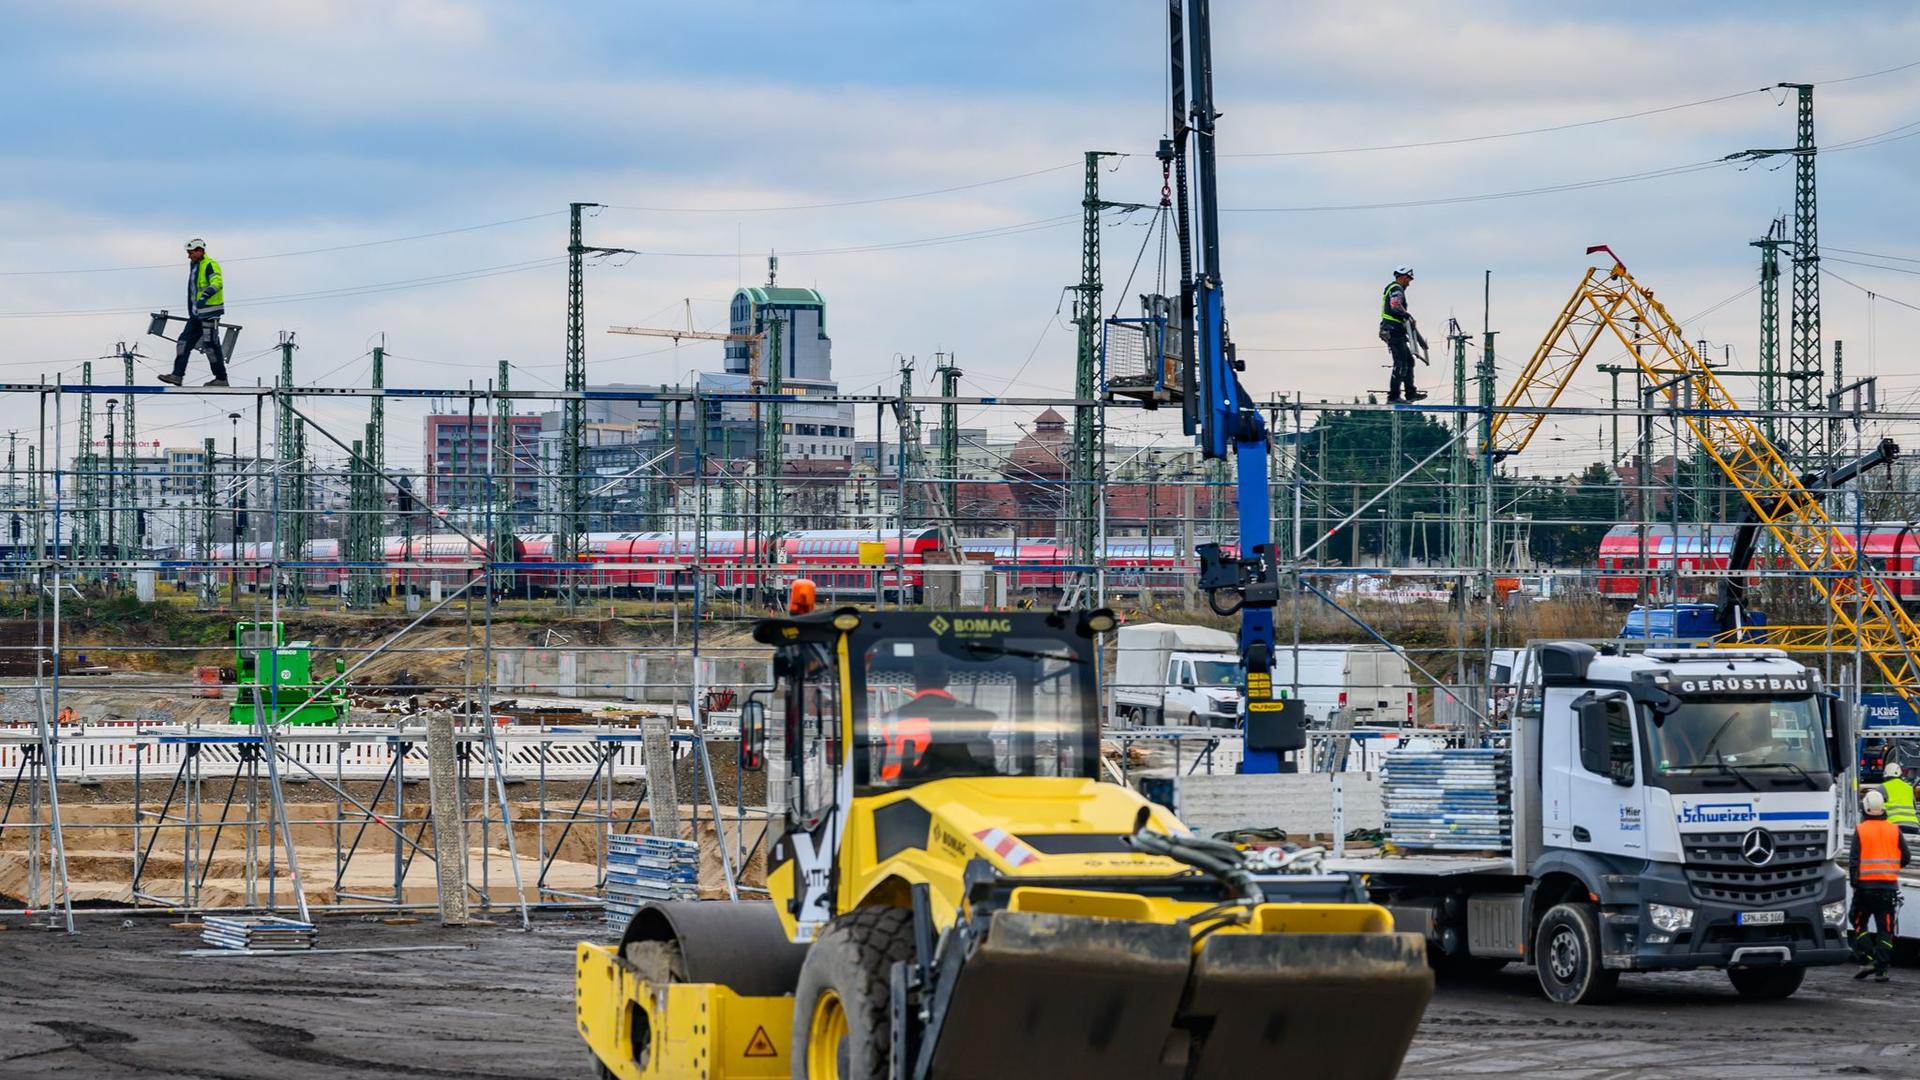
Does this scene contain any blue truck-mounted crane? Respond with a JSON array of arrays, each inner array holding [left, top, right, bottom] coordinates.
[[1163, 0, 1304, 772]]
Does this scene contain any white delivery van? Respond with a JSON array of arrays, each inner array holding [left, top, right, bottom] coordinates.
[[1269, 644, 1413, 729], [1110, 622, 1243, 726]]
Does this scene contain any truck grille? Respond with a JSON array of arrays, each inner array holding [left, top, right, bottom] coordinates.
[[1681, 829, 1828, 907]]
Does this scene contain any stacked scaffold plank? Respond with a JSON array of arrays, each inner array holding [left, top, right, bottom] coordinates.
[[605, 834, 699, 925], [1382, 748, 1512, 852], [201, 915, 317, 952]]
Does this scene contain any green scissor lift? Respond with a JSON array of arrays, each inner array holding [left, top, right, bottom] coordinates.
[[229, 621, 351, 726]]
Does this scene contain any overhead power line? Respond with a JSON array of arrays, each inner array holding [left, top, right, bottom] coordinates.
[[1225, 56, 1920, 159], [0, 257, 565, 319], [1227, 88, 1768, 159], [604, 162, 1081, 213], [1224, 158, 1729, 213], [1825, 267, 1920, 315], [0, 211, 566, 278]]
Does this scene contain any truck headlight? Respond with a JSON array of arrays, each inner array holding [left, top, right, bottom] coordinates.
[[1823, 900, 1848, 928], [1648, 903, 1694, 933]]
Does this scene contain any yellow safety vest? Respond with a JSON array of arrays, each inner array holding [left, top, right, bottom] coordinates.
[[1884, 776, 1918, 827], [1380, 283, 1405, 325]]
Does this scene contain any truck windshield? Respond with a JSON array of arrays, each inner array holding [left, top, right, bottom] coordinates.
[[1192, 659, 1239, 687], [856, 635, 1099, 790], [1647, 696, 1830, 778]]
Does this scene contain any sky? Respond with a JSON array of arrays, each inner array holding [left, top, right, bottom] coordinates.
[[1, 0, 1917, 479]]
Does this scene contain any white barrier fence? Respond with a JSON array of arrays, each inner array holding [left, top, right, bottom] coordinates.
[[0, 724, 720, 782]]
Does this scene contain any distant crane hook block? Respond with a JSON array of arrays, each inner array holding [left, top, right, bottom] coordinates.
[[147, 310, 242, 361]]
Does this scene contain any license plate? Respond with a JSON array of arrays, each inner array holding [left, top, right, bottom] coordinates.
[[1738, 910, 1785, 926]]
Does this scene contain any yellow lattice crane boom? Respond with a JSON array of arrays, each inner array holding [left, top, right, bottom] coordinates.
[[1495, 247, 1920, 706]]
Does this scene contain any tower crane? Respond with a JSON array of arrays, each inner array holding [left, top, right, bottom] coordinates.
[[609, 312, 765, 385]]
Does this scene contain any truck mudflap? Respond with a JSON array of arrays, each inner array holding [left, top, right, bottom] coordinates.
[[922, 910, 1433, 1080]]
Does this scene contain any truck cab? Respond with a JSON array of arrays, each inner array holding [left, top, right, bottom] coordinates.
[[1162, 650, 1243, 726], [1342, 641, 1853, 1004]]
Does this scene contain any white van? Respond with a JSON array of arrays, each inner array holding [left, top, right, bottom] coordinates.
[[1269, 644, 1414, 729]]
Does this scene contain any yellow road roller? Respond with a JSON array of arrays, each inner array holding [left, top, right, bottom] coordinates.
[[577, 605, 1433, 1079]]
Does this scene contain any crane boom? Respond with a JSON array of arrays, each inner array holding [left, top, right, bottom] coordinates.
[[1173, 0, 1297, 769], [1501, 251, 1920, 705]]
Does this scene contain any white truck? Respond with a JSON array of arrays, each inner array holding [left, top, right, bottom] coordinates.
[[1110, 622, 1242, 727], [1330, 642, 1852, 1003]]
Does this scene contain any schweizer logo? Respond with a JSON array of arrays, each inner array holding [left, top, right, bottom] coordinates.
[[1678, 801, 1757, 825], [1741, 828, 1777, 866]]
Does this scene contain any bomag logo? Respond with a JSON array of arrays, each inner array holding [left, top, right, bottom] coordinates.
[[951, 617, 1011, 635], [1679, 801, 1757, 825], [928, 616, 951, 636]]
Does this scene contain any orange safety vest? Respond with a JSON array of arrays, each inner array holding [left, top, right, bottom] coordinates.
[[877, 690, 949, 781], [1858, 817, 1904, 883]]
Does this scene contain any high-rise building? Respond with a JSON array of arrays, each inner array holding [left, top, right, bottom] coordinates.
[[422, 414, 542, 509], [700, 279, 858, 463]]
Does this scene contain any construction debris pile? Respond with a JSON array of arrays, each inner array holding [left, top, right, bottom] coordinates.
[[1383, 748, 1512, 852]]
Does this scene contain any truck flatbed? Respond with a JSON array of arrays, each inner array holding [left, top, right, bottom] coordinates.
[[1325, 853, 1517, 877]]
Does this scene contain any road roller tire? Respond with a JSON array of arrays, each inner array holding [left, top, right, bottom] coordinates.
[[790, 908, 913, 1080]]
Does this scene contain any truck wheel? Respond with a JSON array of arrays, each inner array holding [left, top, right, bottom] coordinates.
[[1534, 903, 1617, 1005], [791, 908, 914, 1080], [1727, 966, 1805, 1000]]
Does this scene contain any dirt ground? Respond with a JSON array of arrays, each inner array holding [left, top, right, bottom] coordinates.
[[1, 914, 1912, 1079]]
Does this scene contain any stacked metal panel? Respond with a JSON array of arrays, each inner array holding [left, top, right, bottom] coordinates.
[[605, 834, 700, 925], [1382, 748, 1512, 852], [201, 915, 317, 951]]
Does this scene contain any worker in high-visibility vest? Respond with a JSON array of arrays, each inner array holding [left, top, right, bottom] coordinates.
[[1881, 761, 1919, 835], [1851, 789, 1911, 981], [1378, 266, 1427, 404], [158, 238, 229, 387]]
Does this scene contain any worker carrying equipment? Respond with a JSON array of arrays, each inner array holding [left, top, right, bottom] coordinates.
[[1882, 761, 1919, 833], [1380, 266, 1427, 403], [1852, 789, 1910, 981], [159, 238, 229, 388]]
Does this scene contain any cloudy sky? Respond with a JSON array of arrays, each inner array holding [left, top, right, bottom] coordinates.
[[2, 0, 1916, 477]]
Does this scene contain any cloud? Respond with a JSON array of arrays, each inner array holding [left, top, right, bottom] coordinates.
[[0, 0, 1914, 474]]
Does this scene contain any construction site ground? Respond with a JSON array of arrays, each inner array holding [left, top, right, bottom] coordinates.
[[0, 915, 1909, 1079]]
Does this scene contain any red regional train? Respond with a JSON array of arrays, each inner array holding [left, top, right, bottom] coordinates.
[[192, 528, 1244, 604], [1594, 521, 1920, 603]]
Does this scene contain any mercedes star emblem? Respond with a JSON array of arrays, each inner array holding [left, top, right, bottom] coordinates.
[[1741, 827, 1777, 866]]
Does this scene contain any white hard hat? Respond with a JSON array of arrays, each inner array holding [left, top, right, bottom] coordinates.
[[1393, 265, 1414, 278], [1866, 789, 1888, 815], [1887, 761, 1903, 779], [185, 238, 206, 252]]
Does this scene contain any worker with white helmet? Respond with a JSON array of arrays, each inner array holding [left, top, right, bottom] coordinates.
[[1851, 788, 1910, 981], [1882, 760, 1919, 835], [1378, 265, 1426, 404], [158, 238, 228, 387]]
